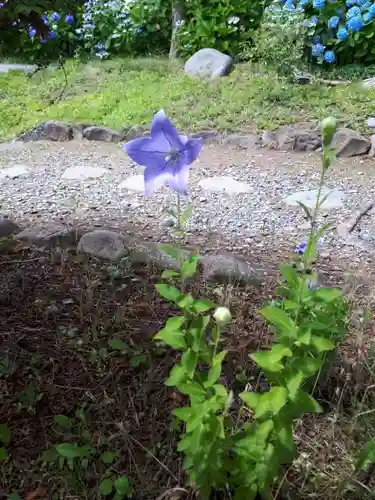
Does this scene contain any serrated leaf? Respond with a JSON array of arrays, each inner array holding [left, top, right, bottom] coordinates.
[[56, 443, 89, 459], [54, 415, 72, 428], [155, 284, 182, 302], [191, 298, 216, 313], [99, 478, 113, 496], [311, 335, 335, 352], [166, 364, 186, 386], [101, 451, 116, 464], [108, 339, 129, 351], [181, 349, 198, 378], [260, 306, 298, 337]]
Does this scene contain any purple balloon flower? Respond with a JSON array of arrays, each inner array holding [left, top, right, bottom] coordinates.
[[123, 110, 202, 196]]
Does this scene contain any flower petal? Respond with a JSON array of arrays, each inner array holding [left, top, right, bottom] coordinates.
[[124, 137, 167, 169], [144, 162, 171, 195], [150, 109, 182, 150], [167, 161, 190, 195], [180, 138, 202, 166]]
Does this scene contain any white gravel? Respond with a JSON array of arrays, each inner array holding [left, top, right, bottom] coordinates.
[[1, 139, 375, 262]]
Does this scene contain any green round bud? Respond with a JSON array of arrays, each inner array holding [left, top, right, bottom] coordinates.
[[321, 116, 338, 147], [213, 307, 232, 326]]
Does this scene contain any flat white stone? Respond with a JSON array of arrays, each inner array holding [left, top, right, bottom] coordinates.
[[118, 175, 145, 192], [61, 166, 108, 180], [284, 187, 346, 210], [198, 176, 252, 194], [0, 165, 29, 179]]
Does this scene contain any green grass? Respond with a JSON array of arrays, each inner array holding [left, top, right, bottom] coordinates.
[[1, 57, 375, 140]]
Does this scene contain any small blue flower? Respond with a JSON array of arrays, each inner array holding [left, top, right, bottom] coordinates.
[[346, 0, 357, 5], [337, 26, 349, 39], [313, 0, 325, 7], [305, 15, 319, 26], [28, 27, 36, 38], [95, 42, 105, 50], [360, 0, 372, 9], [368, 3, 375, 16], [347, 14, 364, 30], [328, 15, 340, 27], [312, 42, 325, 56], [324, 50, 336, 62], [347, 5, 361, 17], [48, 31, 56, 39], [297, 241, 307, 255], [284, 0, 296, 9], [51, 12, 60, 21], [41, 14, 49, 25], [65, 14, 74, 24]]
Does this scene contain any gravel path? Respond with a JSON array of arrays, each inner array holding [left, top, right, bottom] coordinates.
[[1, 139, 375, 263]]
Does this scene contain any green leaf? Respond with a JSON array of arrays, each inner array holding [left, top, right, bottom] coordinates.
[[155, 284, 181, 302], [158, 244, 180, 261], [240, 391, 260, 410], [356, 441, 375, 471], [41, 447, 58, 463], [190, 315, 210, 352], [54, 415, 72, 428], [251, 344, 293, 373], [181, 257, 199, 280], [154, 317, 187, 350], [294, 331, 311, 347], [260, 306, 298, 337], [173, 407, 192, 422], [181, 349, 198, 378], [0, 447, 8, 461], [251, 387, 288, 419], [115, 475, 133, 495], [293, 390, 322, 414], [315, 288, 341, 302], [101, 451, 116, 464], [177, 293, 195, 309], [311, 336, 335, 352], [161, 270, 180, 279], [204, 351, 226, 388], [108, 339, 129, 351], [178, 382, 206, 399], [0, 423, 9, 443], [296, 200, 312, 220], [8, 494, 21, 500], [99, 478, 114, 496], [286, 371, 304, 399], [56, 443, 90, 460], [191, 298, 216, 313], [166, 364, 186, 386]]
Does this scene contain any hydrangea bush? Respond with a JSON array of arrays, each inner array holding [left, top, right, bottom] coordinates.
[[279, 0, 375, 64]]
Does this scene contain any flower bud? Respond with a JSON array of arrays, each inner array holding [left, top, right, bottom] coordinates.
[[321, 116, 338, 147], [213, 307, 232, 326]]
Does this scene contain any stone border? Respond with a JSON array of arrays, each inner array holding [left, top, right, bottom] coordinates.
[[0, 220, 267, 288], [11, 120, 374, 158]]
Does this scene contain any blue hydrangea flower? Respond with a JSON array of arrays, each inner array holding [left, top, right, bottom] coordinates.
[[299, 0, 309, 6], [328, 15, 340, 27], [347, 14, 364, 30], [337, 26, 349, 39], [124, 110, 202, 196], [48, 31, 56, 39], [51, 12, 60, 22], [304, 15, 319, 26], [347, 5, 361, 16], [346, 0, 357, 6], [369, 3, 375, 16], [297, 241, 307, 255], [360, 0, 372, 9], [284, 0, 296, 9], [312, 42, 325, 56], [324, 50, 336, 62], [313, 0, 325, 7], [65, 14, 74, 24]]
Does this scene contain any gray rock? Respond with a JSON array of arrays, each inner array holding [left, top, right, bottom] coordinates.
[[121, 124, 148, 141], [0, 165, 29, 179], [128, 241, 190, 270], [83, 126, 120, 143], [284, 187, 346, 210], [332, 128, 370, 157], [368, 117, 375, 129], [262, 130, 278, 148], [15, 224, 78, 248], [0, 63, 37, 74], [198, 176, 252, 194], [0, 141, 24, 152], [191, 131, 220, 144], [276, 124, 321, 152], [362, 77, 375, 89], [370, 134, 375, 156], [184, 48, 234, 79], [77, 230, 128, 261], [118, 175, 145, 192], [294, 72, 311, 85], [19, 121, 73, 142], [222, 134, 260, 149], [201, 254, 262, 286], [71, 123, 92, 141], [61, 166, 108, 180], [0, 217, 20, 237]]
